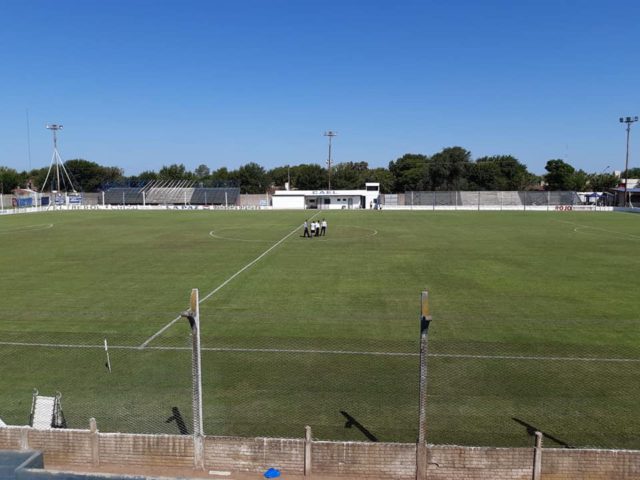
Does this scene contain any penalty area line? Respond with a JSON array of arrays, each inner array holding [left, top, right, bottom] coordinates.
[[138, 214, 319, 349]]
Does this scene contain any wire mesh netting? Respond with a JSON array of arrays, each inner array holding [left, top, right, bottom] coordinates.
[[0, 209, 638, 449], [1, 317, 638, 448]]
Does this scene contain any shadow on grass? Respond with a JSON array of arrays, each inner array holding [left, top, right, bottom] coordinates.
[[512, 417, 574, 448], [340, 410, 378, 442], [166, 407, 189, 435]]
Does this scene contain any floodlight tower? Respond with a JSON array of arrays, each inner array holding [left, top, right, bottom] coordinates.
[[324, 130, 337, 190], [42, 124, 77, 194], [619, 116, 638, 207]]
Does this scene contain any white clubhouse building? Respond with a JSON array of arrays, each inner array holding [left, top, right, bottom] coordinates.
[[272, 183, 381, 210]]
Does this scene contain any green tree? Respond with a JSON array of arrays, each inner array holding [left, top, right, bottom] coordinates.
[[24, 167, 49, 191], [210, 167, 231, 186], [622, 167, 640, 178], [267, 166, 291, 189], [571, 169, 589, 191], [231, 162, 269, 194], [332, 162, 367, 190], [472, 155, 532, 190], [363, 167, 394, 193], [158, 163, 193, 180], [426, 147, 472, 190], [64, 159, 123, 191], [544, 159, 576, 190], [588, 173, 618, 191], [135, 170, 159, 182], [468, 161, 501, 190], [194, 164, 210, 180], [0, 167, 21, 192], [293, 164, 326, 190], [388, 154, 429, 192]]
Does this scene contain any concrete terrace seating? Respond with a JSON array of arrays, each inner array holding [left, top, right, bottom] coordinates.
[[103, 185, 240, 206]]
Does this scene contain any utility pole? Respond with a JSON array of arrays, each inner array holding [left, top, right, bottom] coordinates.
[[324, 131, 337, 190], [619, 116, 638, 207]]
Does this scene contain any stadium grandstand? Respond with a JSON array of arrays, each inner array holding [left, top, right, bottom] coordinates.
[[102, 180, 240, 206]]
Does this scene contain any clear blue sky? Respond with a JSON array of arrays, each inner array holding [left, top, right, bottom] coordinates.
[[1, 0, 639, 176]]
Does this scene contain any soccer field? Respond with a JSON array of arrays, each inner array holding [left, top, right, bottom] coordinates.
[[0, 209, 638, 448]]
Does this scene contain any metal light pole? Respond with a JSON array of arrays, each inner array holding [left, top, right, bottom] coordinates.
[[619, 116, 638, 207], [42, 124, 77, 196], [416, 290, 432, 480], [48, 124, 63, 193], [324, 131, 337, 190], [181, 288, 204, 469]]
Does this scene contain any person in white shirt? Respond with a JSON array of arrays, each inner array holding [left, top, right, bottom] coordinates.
[[321, 219, 327, 236], [310, 221, 316, 237]]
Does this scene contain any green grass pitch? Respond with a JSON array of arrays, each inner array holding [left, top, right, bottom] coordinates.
[[0, 209, 638, 448]]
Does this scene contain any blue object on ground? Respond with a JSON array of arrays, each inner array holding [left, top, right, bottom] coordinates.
[[263, 467, 281, 478]]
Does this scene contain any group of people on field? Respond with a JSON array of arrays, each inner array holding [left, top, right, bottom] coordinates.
[[302, 219, 327, 238]]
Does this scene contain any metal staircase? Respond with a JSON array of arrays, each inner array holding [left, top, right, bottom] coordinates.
[[29, 390, 66, 429]]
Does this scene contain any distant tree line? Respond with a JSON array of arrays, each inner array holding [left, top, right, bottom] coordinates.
[[0, 147, 631, 195]]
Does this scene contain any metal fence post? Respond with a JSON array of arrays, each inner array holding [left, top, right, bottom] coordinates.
[[417, 290, 432, 480], [547, 190, 550, 212], [181, 289, 205, 469], [90, 417, 100, 466], [532, 431, 543, 480], [304, 425, 313, 476]]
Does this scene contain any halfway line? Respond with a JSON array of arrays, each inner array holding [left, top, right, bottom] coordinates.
[[138, 215, 317, 349]]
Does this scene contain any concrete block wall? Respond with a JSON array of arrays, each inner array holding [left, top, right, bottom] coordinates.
[[543, 448, 640, 479], [312, 441, 415, 479], [238, 194, 268, 207], [204, 436, 304, 474], [26, 430, 92, 466], [0, 429, 23, 451], [427, 446, 533, 480], [98, 433, 193, 469], [2, 426, 640, 479]]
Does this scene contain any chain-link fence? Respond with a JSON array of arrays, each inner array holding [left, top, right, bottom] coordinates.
[[1, 316, 638, 448]]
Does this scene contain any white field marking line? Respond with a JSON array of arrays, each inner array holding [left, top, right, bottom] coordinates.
[[209, 223, 295, 243], [553, 219, 640, 240], [314, 225, 378, 241], [2, 341, 640, 363], [209, 230, 270, 243], [0, 223, 54, 235], [138, 214, 319, 349]]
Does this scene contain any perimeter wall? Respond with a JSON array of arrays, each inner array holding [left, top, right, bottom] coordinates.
[[1, 426, 638, 480]]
